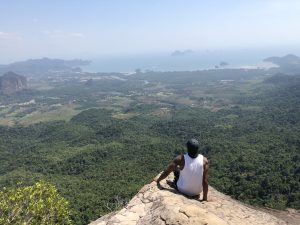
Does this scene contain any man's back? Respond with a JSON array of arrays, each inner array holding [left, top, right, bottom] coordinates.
[[177, 153, 204, 196]]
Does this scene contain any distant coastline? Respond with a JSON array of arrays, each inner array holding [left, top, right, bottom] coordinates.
[[82, 53, 277, 73]]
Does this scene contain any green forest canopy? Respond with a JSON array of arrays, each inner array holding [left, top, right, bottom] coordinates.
[[0, 72, 299, 225]]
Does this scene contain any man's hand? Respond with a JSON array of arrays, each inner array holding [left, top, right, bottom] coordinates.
[[153, 177, 159, 183], [152, 177, 164, 190], [200, 196, 214, 202]]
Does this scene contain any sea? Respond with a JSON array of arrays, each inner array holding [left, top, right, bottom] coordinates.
[[81, 47, 300, 73]]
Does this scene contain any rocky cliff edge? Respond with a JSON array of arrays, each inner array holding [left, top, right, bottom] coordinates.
[[89, 174, 299, 225]]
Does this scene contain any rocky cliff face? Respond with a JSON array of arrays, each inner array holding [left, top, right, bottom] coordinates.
[[89, 174, 298, 225], [0, 71, 27, 95]]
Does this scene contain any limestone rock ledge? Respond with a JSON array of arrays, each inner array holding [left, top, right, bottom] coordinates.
[[89, 174, 289, 225]]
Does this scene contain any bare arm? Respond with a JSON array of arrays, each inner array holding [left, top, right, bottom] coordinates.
[[154, 155, 182, 183], [202, 157, 209, 201]]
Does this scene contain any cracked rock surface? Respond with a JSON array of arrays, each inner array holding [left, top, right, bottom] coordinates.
[[89, 174, 295, 225]]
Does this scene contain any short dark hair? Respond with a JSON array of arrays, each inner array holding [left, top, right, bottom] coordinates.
[[186, 138, 199, 158]]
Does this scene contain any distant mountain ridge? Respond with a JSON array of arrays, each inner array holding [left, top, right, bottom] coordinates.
[[0, 71, 27, 95], [264, 54, 300, 74], [0, 58, 91, 76], [171, 49, 194, 56]]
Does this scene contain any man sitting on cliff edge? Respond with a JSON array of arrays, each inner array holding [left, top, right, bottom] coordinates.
[[154, 138, 209, 201]]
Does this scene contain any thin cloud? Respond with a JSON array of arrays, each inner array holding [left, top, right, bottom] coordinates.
[[0, 32, 23, 40], [43, 30, 85, 39]]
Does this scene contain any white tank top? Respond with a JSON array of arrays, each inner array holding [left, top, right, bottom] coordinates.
[[177, 154, 204, 196]]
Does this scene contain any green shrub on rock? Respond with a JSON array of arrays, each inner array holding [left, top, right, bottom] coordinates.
[[0, 181, 72, 225]]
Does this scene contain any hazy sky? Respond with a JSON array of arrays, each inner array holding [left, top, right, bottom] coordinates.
[[1, 0, 300, 63]]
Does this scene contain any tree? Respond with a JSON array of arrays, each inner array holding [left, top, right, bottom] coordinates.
[[0, 181, 72, 225]]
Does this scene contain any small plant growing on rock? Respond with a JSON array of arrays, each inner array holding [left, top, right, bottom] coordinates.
[[0, 180, 72, 225]]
